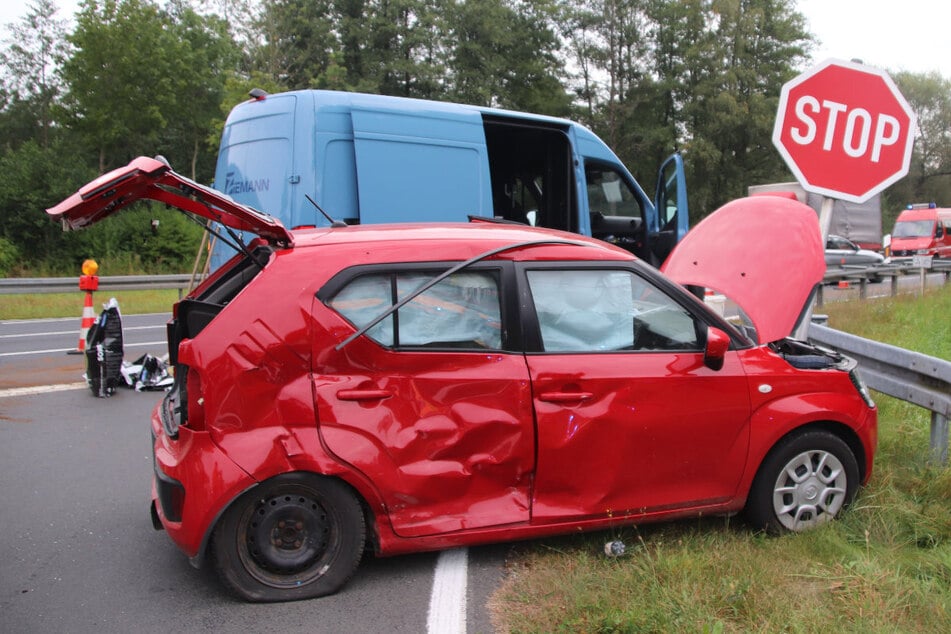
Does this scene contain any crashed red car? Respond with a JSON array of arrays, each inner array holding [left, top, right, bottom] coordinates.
[[48, 157, 876, 602]]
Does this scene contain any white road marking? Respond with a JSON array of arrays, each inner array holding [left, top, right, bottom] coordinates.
[[0, 341, 167, 358], [0, 382, 88, 398], [427, 547, 468, 634], [0, 325, 163, 339]]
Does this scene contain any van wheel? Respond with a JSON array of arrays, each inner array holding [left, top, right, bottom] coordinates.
[[746, 431, 859, 534], [212, 473, 365, 602]]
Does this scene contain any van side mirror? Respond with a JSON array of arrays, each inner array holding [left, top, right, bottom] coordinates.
[[704, 326, 730, 371]]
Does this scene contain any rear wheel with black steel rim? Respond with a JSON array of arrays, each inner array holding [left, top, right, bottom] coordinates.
[[212, 473, 365, 602]]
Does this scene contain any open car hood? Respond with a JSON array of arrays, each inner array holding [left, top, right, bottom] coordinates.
[[46, 156, 292, 244], [661, 196, 824, 344]]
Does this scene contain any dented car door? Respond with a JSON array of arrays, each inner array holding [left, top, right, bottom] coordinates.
[[520, 265, 752, 522]]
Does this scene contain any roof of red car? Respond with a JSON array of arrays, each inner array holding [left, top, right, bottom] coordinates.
[[287, 222, 636, 262]]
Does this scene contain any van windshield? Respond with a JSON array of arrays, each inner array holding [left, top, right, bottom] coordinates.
[[893, 220, 934, 238]]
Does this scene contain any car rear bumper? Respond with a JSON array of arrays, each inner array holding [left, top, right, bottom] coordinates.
[[150, 409, 255, 559]]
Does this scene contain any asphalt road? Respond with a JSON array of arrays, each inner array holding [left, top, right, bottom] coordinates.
[[0, 315, 506, 633]]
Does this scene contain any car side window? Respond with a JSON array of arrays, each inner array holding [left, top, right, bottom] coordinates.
[[329, 270, 502, 350], [526, 269, 701, 352]]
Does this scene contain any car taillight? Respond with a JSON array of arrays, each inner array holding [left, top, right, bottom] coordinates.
[[160, 364, 202, 438], [159, 370, 184, 439]]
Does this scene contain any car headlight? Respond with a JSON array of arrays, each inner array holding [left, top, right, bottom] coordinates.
[[848, 368, 875, 408]]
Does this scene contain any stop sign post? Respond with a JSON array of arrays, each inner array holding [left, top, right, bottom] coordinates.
[[773, 58, 917, 207]]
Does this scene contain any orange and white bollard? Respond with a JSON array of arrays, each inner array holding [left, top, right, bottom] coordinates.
[[67, 259, 99, 355]]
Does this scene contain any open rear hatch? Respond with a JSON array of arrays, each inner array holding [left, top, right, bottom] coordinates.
[[47, 156, 292, 244], [48, 157, 292, 438]]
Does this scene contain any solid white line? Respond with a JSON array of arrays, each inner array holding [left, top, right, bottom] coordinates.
[[0, 325, 163, 339], [0, 313, 170, 326], [0, 382, 88, 398], [427, 548, 468, 634], [0, 340, 167, 358]]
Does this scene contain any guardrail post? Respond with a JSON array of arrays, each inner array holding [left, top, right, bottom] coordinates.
[[890, 273, 899, 297], [816, 283, 824, 307], [858, 277, 867, 299], [932, 413, 949, 465]]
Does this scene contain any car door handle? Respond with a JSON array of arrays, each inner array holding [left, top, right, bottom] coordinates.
[[538, 391, 594, 403], [336, 389, 392, 401]]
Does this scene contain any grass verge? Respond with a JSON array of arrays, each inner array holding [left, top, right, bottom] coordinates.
[[491, 287, 951, 633], [0, 289, 182, 320]]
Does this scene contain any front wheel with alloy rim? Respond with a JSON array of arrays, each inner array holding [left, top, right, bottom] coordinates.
[[212, 473, 366, 602], [746, 430, 860, 534]]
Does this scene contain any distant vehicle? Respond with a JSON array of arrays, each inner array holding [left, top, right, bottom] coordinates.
[[210, 89, 689, 270], [889, 203, 951, 261], [48, 158, 877, 603], [825, 235, 885, 267]]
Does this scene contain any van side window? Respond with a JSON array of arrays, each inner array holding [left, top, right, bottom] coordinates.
[[329, 270, 503, 350], [585, 165, 640, 218]]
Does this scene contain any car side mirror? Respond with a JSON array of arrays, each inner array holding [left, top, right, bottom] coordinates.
[[704, 326, 730, 371]]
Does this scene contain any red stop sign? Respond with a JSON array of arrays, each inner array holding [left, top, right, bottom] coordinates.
[[772, 59, 917, 203]]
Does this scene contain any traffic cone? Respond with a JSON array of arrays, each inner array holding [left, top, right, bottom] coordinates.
[[68, 290, 96, 355], [836, 280, 850, 289]]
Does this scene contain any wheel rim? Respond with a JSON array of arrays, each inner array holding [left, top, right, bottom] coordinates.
[[772, 449, 848, 531], [237, 491, 335, 588]]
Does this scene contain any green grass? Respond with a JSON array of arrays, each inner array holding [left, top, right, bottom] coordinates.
[[491, 287, 951, 633], [0, 289, 181, 320]]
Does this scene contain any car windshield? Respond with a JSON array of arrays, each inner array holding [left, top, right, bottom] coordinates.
[[893, 220, 933, 238]]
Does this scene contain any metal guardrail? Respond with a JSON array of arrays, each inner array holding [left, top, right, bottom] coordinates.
[[819, 260, 949, 304], [809, 322, 951, 464], [0, 274, 197, 295]]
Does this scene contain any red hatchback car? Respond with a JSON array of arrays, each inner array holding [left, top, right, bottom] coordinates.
[[49, 157, 876, 602]]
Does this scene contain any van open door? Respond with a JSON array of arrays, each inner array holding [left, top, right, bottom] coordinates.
[[653, 153, 689, 265]]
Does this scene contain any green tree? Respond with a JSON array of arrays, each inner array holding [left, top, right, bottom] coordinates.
[[59, 0, 174, 171], [60, 0, 236, 178], [446, 0, 570, 114], [667, 0, 811, 217], [594, 0, 691, 185], [162, 1, 240, 179], [252, 0, 340, 89], [885, 71, 951, 223], [0, 0, 70, 149], [0, 139, 97, 271]]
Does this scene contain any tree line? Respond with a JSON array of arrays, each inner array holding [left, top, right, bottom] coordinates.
[[1, 0, 949, 276]]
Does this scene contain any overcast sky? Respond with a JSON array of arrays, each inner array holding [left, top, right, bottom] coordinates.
[[1, 0, 949, 78]]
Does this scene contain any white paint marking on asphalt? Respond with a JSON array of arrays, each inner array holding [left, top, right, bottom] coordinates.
[[427, 547, 468, 634], [0, 313, 170, 326], [0, 325, 164, 339], [0, 382, 88, 398], [0, 341, 168, 358]]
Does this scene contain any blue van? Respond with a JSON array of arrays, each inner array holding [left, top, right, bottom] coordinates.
[[211, 89, 688, 269]]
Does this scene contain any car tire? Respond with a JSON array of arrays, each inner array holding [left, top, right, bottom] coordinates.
[[746, 430, 859, 534], [212, 473, 366, 602]]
